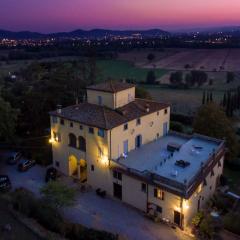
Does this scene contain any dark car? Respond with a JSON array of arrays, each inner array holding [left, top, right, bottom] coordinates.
[[0, 175, 11, 192], [6, 151, 22, 165], [45, 167, 58, 182], [18, 159, 36, 172]]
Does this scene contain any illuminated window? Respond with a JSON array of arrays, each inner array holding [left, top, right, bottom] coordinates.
[[154, 188, 165, 200]]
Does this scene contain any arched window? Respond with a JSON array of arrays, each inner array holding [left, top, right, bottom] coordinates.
[[79, 136, 86, 152], [69, 133, 77, 148]]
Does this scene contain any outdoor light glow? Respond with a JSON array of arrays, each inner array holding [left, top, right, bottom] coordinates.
[[49, 138, 54, 143], [183, 200, 190, 210], [101, 155, 109, 165]]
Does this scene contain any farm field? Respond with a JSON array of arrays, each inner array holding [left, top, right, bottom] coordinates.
[[1, 48, 240, 115], [96, 59, 167, 82], [145, 86, 224, 115], [119, 48, 240, 72]]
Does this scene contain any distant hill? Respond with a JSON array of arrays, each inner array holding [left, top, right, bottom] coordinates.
[[0, 28, 169, 39]]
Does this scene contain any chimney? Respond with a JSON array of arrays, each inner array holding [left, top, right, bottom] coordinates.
[[56, 104, 62, 114]]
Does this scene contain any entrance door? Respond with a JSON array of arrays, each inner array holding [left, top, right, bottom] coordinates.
[[135, 135, 142, 148], [113, 183, 122, 200], [163, 122, 168, 136], [123, 140, 128, 155], [69, 155, 78, 176], [174, 211, 182, 227], [79, 159, 87, 183]]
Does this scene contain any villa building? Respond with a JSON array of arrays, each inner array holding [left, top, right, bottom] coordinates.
[[49, 81, 225, 229]]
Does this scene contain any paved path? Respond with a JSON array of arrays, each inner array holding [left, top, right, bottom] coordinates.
[[64, 191, 193, 240], [1, 162, 193, 240]]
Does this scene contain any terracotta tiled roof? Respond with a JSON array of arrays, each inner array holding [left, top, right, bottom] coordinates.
[[50, 99, 170, 130], [86, 81, 135, 93]]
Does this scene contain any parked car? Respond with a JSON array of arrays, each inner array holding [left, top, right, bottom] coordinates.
[[0, 175, 11, 192], [45, 167, 58, 182], [18, 159, 36, 172], [6, 151, 22, 165]]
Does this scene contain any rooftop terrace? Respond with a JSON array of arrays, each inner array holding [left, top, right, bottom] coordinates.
[[114, 132, 223, 186]]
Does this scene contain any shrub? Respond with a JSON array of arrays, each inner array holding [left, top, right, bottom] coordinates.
[[40, 181, 76, 208], [223, 212, 240, 235], [10, 188, 117, 239], [192, 211, 204, 227], [65, 223, 117, 240], [10, 188, 37, 217], [199, 215, 215, 239], [33, 199, 65, 234], [170, 121, 184, 132], [211, 193, 233, 213]]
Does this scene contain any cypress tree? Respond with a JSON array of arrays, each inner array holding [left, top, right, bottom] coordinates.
[[210, 92, 213, 102], [226, 91, 231, 117], [202, 91, 206, 105], [222, 92, 227, 107], [206, 92, 210, 103]]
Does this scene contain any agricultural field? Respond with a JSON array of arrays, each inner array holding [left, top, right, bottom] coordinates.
[[144, 86, 224, 115], [96, 59, 167, 82], [118, 48, 240, 114], [119, 48, 240, 72], [1, 48, 240, 115]]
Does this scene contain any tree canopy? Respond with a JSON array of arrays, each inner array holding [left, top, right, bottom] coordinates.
[[193, 103, 238, 162], [146, 70, 156, 84], [136, 87, 152, 100], [0, 96, 18, 142]]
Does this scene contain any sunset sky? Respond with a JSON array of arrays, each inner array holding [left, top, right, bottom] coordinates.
[[0, 0, 239, 32]]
